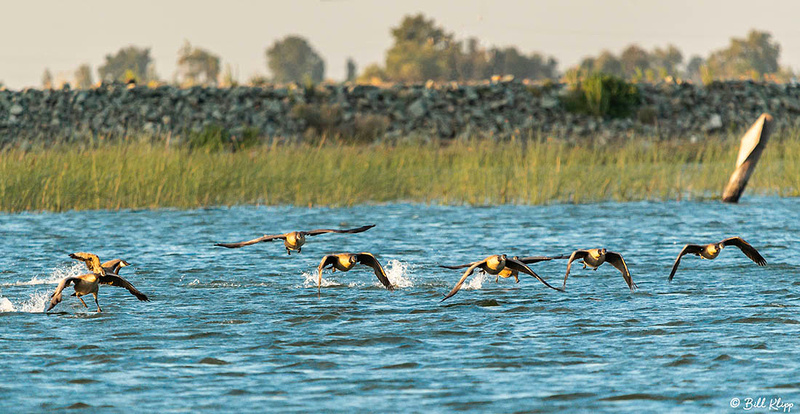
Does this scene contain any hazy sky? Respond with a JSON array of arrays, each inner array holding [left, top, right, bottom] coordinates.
[[2, 0, 798, 88]]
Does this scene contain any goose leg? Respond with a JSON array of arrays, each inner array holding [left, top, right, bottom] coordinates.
[[93, 293, 102, 312], [78, 296, 89, 308]]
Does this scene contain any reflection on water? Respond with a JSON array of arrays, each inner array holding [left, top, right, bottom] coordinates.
[[0, 198, 798, 412]]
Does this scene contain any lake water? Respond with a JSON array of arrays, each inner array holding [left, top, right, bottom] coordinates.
[[1, 199, 798, 412]]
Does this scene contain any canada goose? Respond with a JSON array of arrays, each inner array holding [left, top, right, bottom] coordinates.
[[440, 254, 569, 283], [316, 252, 394, 291], [564, 249, 636, 291], [46, 253, 149, 312], [441, 254, 564, 302], [667, 237, 766, 282], [71, 252, 131, 276], [215, 224, 376, 254]]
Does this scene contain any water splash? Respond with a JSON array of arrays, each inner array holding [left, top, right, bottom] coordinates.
[[302, 271, 340, 289], [463, 271, 488, 291], [0, 263, 84, 287], [383, 259, 413, 289], [0, 290, 51, 313]]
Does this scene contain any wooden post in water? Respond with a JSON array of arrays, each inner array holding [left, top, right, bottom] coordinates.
[[722, 113, 773, 203]]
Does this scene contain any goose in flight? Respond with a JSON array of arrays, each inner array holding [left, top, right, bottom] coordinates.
[[564, 249, 636, 291], [45, 253, 149, 312], [441, 254, 564, 302], [215, 224, 375, 254], [440, 254, 569, 283], [315, 252, 394, 291], [667, 237, 766, 282]]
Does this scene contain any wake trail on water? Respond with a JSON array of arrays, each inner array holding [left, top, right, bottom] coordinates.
[[0, 263, 85, 313]]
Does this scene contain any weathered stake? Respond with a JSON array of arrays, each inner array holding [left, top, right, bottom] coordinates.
[[721, 113, 773, 203]]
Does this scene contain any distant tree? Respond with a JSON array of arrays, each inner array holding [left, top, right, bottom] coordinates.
[[266, 35, 325, 83], [684, 55, 705, 83], [593, 51, 624, 77], [707, 29, 781, 79], [177, 41, 221, 86], [42, 68, 53, 89], [356, 63, 387, 83], [384, 13, 458, 82], [652, 45, 683, 77], [74, 64, 94, 89], [248, 74, 269, 86], [346, 58, 357, 82], [620, 45, 651, 78], [98, 46, 154, 83]]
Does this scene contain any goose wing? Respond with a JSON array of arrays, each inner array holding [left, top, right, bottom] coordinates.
[[606, 251, 636, 291], [506, 257, 564, 292], [441, 259, 486, 302], [303, 224, 376, 237], [70, 252, 104, 274], [99, 273, 149, 301], [316, 255, 339, 288], [101, 259, 130, 275], [667, 244, 703, 282], [215, 233, 287, 248], [46, 277, 78, 312], [721, 237, 767, 266], [563, 250, 589, 289], [356, 253, 394, 290], [438, 261, 477, 270], [516, 254, 570, 264]]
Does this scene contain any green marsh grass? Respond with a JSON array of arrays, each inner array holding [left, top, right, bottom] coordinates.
[[1, 135, 798, 212]]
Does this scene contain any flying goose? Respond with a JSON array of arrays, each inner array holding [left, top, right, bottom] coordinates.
[[667, 237, 766, 282], [46, 253, 149, 312], [316, 252, 394, 291], [441, 254, 564, 302], [215, 224, 376, 254], [564, 249, 636, 291], [440, 255, 569, 283]]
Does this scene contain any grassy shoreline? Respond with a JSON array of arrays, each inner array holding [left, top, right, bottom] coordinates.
[[1, 135, 798, 212]]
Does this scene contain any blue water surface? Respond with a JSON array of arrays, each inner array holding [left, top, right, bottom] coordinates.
[[1, 198, 798, 412]]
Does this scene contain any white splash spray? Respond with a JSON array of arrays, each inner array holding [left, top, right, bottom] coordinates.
[[382, 259, 413, 289], [301, 270, 341, 288], [462, 271, 488, 290], [0, 263, 85, 313]]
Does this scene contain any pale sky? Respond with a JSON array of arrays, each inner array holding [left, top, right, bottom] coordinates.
[[2, 0, 798, 88]]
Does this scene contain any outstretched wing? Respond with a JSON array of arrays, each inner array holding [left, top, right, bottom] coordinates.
[[99, 273, 150, 301], [563, 250, 589, 289], [505, 258, 564, 292], [46, 277, 77, 312], [316, 255, 338, 288], [215, 234, 286, 248], [101, 259, 130, 275], [438, 261, 476, 270], [667, 244, 703, 282], [356, 253, 393, 290], [516, 254, 570, 264], [70, 252, 103, 274], [606, 252, 636, 291], [304, 224, 376, 237], [441, 259, 486, 302], [721, 237, 767, 266]]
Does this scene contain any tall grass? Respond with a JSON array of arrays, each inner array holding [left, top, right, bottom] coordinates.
[[0, 134, 798, 212]]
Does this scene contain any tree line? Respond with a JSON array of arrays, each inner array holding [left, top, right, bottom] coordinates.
[[36, 13, 794, 89]]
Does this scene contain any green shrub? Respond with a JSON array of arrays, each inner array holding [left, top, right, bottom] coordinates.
[[563, 73, 640, 118], [185, 125, 261, 152]]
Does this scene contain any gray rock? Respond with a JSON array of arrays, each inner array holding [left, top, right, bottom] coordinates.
[[9, 104, 24, 116], [704, 114, 723, 132], [408, 99, 426, 119]]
